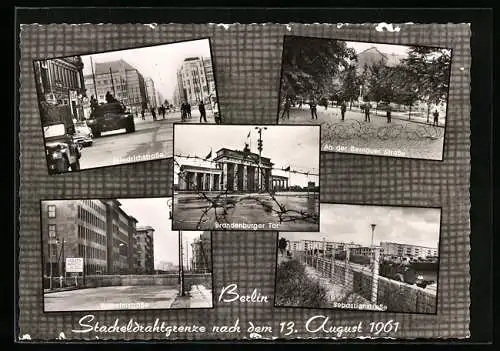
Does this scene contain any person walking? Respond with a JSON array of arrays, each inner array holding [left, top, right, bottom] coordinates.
[[150, 107, 157, 121], [141, 108, 145, 120], [161, 104, 166, 119], [310, 98, 318, 120], [433, 109, 439, 126], [199, 100, 207, 123], [186, 103, 191, 118], [280, 97, 291, 120], [180, 102, 187, 122], [386, 104, 392, 123], [364, 101, 371, 122], [340, 100, 347, 121]]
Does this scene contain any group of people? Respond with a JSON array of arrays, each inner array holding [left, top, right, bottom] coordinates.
[[180, 101, 207, 123], [281, 95, 441, 126]]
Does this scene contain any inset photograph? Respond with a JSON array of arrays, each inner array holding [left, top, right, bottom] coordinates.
[[41, 198, 213, 312], [277, 36, 452, 160], [173, 124, 320, 231], [34, 38, 220, 174], [274, 203, 441, 314]]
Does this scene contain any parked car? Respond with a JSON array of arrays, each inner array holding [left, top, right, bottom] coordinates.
[[86, 101, 135, 137], [73, 121, 93, 147], [43, 122, 81, 174]]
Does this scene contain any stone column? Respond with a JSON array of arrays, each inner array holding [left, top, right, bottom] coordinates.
[[193, 172, 198, 190], [208, 173, 213, 191], [242, 165, 248, 192], [233, 163, 238, 191], [222, 163, 228, 190], [202, 173, 207, 191]]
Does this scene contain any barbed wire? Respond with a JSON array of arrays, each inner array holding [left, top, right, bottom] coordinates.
[[173, 154, 319, 230], [174, 154, 320, 177]]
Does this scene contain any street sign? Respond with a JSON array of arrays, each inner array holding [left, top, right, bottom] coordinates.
[[65, 257, 83, 273]]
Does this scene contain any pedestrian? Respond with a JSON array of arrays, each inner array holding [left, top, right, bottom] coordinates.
[[90, 95, 99, 112], [161, 104, 166, 119], [141, 108, 145, 120], [186, 103, 191, 118], [298, 99, 302, 109], [157, 106, 162, 118], [180, 102, 187, 122], [199, 100, 207, 123], [433, 109, 439, 126], [340, 100, 347, 121], [310, 98, 318, 120], [280, 97, 291, 120], [364, 101, 371, 122], [150, 107, 157, 121], [386, 104, 392, 123]]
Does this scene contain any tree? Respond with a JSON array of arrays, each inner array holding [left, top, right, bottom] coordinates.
[[401, 46, 452, 121], [365, 60, 398, 115], [281, 37, 357, 100], [278, 237, 288, 256], [391, 65, 421, 119], [340, 65, 361, 109]]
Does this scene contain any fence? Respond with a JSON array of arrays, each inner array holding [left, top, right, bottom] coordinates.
[[293, 249, 437, 313]]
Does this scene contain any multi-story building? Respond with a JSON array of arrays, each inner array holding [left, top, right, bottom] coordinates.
[[144, 77, 157, 109], [34, 56, 86, 120], [190, 231, 212, 273], [176, 56, 217, 106], [135, 226, 155, 274], [287, 239, 362, 254], [92, 59, 148, 111], [41, 199, 150, 277], [380, 241, 439, 259]]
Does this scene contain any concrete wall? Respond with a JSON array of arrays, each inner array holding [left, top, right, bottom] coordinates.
[[299, 253, 436, 313], [47, 273, 212, 290]]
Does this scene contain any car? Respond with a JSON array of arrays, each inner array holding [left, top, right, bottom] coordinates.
[[86, 101, 135, 137], [73, 121, 93, 147], [43, 122, 82, 174]]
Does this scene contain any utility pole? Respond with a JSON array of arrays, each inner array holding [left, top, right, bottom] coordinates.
[[178, 231, 185, 296], [370, 224, 376, 248], [48, 241, 52, 290], [254, 127, 267, 192], [90, 56, 98, 100]]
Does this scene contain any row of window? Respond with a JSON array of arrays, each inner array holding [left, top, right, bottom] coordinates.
[[41, 61, 81, 91], [81, 200, 106, 217], [78, 206, 106, 230], [78, 224, 106, 246], [77, 244, 106, 260], [85, 263, 106, 275]]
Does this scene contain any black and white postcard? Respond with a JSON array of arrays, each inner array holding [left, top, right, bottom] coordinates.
[[277, 36, 452, 160], [275, 203, 441, 314], [34, 38, 219, 174], [173, 124, 320, 231], [41, 197, 213, 311]]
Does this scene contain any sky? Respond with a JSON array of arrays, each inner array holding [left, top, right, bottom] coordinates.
[[282, 203, 441, 248], [345, 41, 411, 57], [117, 198, 178, 268], [173, 125, 320, 187], [81, 38, 212, 101]]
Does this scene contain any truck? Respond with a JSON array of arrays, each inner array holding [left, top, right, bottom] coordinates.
[[40, 101, 82, 174]]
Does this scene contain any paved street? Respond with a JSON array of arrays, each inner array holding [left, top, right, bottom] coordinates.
[[44, 284, 213, 311], [278, 107, 445, 160], [79, 109, 215, 170], [173, 191, 319, 231]]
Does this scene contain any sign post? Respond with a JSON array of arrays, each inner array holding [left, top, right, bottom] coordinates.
[[66, 257, 84, 287]]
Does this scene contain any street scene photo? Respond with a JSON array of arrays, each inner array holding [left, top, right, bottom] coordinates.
[[277, 36, 452, 160], [34, 38, 220, 174], [42, 198, 213, 312], [173, 124, 320, 231], [275, 203, 441, 314]]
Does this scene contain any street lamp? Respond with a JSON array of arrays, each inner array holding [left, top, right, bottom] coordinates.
[[254, 127, 267, 192]]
